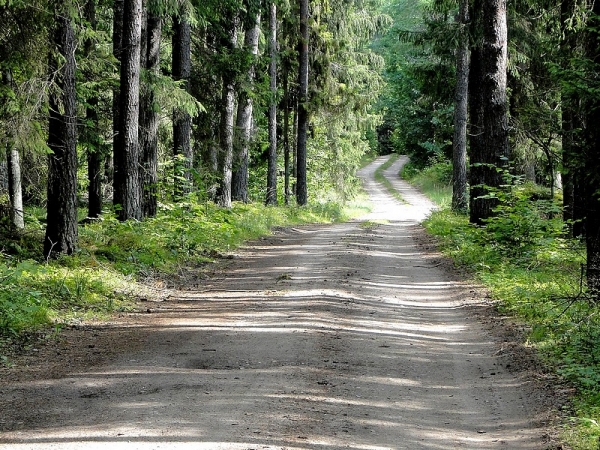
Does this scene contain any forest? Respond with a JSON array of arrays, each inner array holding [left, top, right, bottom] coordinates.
[[1, 0, 600, 447]]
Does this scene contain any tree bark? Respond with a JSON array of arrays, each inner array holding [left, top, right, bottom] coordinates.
[[584, 0, 600, 299], [45, 3, 78, 257], [6, 144, 24, 230], [452, 0, 469, 213], [560, 0, 585, 237], [172, 12, 193, 194], [266, 2, 278, 205], [84, 0, 103, 219], [468, 0, 488, 224], [283, 66, 291, 205], [1, 69, 24, 230], [296, 0, 309, 206], [140, 7, 161, 217], [232, 12, 261, 203], [111, 0, 124, 198], [87, 101, 103, 219], [114, 0, 143, 221], [469, 0, 508, 225], [216, 19, 239, 208]]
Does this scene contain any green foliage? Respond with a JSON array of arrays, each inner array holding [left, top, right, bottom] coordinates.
[[372, 0, 455, 162], [0, 261, 49, 335], [479, 183, 564, 261], [401, 158, 452, 207]]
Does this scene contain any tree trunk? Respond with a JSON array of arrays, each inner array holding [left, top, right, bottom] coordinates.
[[469, 0, 508, 225], [283, 66, 291, 205], [114, 0, 143, 221], [584, 0, 600, 299], [172, 12, 193, 195], [45, 3, 78, 257], [266, 2, 278, 206], [232, 12, 261, 203], [84, 0, 103, 219], [452, 0, 469, 213], [111, 0, 124, 198], [216, 20, 239, 208], [296, 0, 309, 206], [6, 144, 24, 230], [140, 7, 161, 217], [468, 0, 485, 224], [1, 70, 24, 230], [560, 0, 584, 237], [87, 101, 103, 219]]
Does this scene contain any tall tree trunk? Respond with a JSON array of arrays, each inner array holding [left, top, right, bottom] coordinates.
[[296, 0, 309, 206], [266, 2, 278, 205], [293, 92, 298, 182], [468, 0, 485, 223], [114, 0, 143, 221], [232, 12, 261, 203], [87, 101, 103, 219], [469, 0, 508, 225], [216, 20, 239, 208], [111, 0, 124, 198], [584, 0, 600, 298], [6, 144, 24, 230], [283, 66, 291, 205], [560, 0, 585, 237], [45, 3, 78, 257], [1, 70, 24, 230], [140, 7, 161, 217], [84, 0, 103, 219], [172, 12, 193, 194], [452, 0, 469, 213]]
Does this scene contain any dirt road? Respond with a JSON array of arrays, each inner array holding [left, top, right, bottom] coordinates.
[[0, 156, 552, 449]]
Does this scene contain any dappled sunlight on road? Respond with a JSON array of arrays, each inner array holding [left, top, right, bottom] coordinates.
[[0, 156, 546, 449]]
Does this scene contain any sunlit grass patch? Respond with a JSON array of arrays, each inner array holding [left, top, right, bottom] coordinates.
[[401, 160, 452, 207]]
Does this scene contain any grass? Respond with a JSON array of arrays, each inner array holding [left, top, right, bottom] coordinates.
[[400, 160, 600, 449], [0, 196, 370, 350], [400, 159, 452, 207]]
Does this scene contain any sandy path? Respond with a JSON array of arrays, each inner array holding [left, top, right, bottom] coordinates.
[[0, 155, 549, 449]]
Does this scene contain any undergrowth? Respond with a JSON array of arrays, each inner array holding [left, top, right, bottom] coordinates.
[[0, 196, 368, 347], [409, 161, 600, 449], [401, 158, 452, 207]]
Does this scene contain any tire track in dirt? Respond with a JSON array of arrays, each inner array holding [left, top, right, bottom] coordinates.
[[0, 155, 551, 449]]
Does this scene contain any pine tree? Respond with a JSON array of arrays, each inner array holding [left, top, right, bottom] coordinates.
[[469, 0, 508, 224], [266, 1, 278, 206], [232, 10, 261, 203], [45, 1, 78, 257], [216, 16, 239, 208], [172, 8, 193, 194], [296, 0, 309, 206], [451, 0, 469, 213], [140, 2, 162, 217], [114, 0, 143, 221]]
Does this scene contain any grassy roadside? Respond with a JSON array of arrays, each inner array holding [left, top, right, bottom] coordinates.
[[0, 197, 370, 352], [401, 161, 600, 449]]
